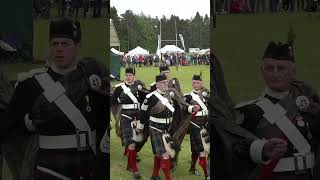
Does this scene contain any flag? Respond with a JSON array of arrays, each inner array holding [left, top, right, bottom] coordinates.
[[179, 34, 185, 50], [156, 34, 161, 56]]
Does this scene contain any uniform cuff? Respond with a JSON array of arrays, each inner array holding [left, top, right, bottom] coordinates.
[[250, 139, 270, 164], [188, 105, 193, 113]]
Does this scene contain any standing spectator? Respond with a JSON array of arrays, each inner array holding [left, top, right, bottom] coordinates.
[[71, 0, 81, 18], [256, 0, 266, 12], [83, 0, 90, 18], [92, 0, 102, 17], [154, 55, 160, 67], [297, 0, 305, 11], [149, 55, 153, 66]]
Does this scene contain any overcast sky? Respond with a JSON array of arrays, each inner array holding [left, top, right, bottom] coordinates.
[[110, 0, 210, 20]]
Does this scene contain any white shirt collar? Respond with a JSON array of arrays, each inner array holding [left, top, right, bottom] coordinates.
[[157, 89, 166, 95], [125, 81, 134, 86], [193, 89, 201, 94], [264, 87, 289, 100]]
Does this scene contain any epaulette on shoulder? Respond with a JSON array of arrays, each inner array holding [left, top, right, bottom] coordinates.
[[234, 96, 264, 109], [135, 80, 145, 86], [146, 91, 156, 98], [150, 82, 156, 86], [17, 67, 47, 82], [114, 82, 125, 88], [184, 92, 190, 96]]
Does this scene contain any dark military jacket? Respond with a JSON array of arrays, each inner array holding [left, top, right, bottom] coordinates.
[[3, 59, 108, 180], [185, 88, 210, 127], [231, 84, 320, 180], [111, 80, 146, 106]]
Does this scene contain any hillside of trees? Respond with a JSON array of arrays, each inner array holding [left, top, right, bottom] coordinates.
[[110, 6, 210, 53]]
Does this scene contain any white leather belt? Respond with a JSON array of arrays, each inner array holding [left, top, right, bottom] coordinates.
[[273, 153, 315, 172], [195, 109, 208, 117], [150, 116, 172, 124], [122, 103, 140, 109], [39, 130, 96, 151]]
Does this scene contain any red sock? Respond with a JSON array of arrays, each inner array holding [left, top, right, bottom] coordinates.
[[124, 146, 128, 156], [161, 158, 172, 180], [152, 156, 161, 177], [199, 156, 208, 177], [128, 149, 138, 172], [190, 152, 199, 171]]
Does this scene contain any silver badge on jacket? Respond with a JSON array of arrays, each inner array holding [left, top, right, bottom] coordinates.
[[89, 74, 102, 89], [296, 95, 310, 112]]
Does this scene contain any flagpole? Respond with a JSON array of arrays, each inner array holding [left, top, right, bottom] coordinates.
[[175, 18, 178, 70], [160, 19, 162, 65]]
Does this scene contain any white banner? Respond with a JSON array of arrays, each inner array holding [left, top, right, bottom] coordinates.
[[179, 34, 186, 50], [156, 34, 161, 56]]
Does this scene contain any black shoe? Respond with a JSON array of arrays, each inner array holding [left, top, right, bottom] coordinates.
[[137, 155, 141, 162], [126, 165, 132, 171], [133, 171, 141, 179], [189, 169, 200, 176], [150, 176, 161, 180]]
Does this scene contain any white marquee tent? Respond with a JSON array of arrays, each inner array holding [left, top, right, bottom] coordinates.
[[160, 45, 185, 53], [127, 46, 149, 56]]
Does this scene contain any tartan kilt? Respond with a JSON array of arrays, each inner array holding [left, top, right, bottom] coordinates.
[[120, 114, 134, 146], [149, 122, 171, 155], [190, 117, 208, 153], [119, 110, 140, 146], [34, 149, 94, 179]]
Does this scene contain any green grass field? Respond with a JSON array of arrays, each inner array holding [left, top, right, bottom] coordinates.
[[110, 65, 210, 180], [213, 13, 320, 102]]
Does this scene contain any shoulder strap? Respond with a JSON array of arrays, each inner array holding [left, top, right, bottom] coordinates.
[[120, 84, 139, 104], [34, 72, 96, 152], [255, 97, 311, 154], [190, 92, 207, 111], [153, 91, 175, 112]]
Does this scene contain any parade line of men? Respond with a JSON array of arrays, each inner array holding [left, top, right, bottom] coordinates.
[[111, 66, 210, 180]]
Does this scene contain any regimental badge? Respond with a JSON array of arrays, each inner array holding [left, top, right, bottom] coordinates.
[[295, 116, 305, 127], [296, 96, 310, 112], [89, 74, 102, 89]]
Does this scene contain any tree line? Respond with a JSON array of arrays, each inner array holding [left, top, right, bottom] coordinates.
[[110, 6, 210, 53]]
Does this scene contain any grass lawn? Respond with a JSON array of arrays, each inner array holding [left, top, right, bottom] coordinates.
[[110, 65, 210, 180]]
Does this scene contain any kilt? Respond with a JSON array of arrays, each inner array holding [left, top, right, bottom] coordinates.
[[149, 121, 172, 155], [190, 117, 208, 153], [34, 149, 94, 180], [120, 110, 139, 146]]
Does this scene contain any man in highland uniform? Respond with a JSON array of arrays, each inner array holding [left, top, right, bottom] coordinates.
[[4, 18, 109, 180], [185, 74, 210, 180], [137, 74, 200, 180], [230, 41, 320, 180], [111, 67, 147, 179]]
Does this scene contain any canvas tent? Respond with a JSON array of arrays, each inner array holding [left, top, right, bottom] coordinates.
[[127, 46, 149, 56], [160, 45, 185, 53], [199, 48, 210, 55]]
